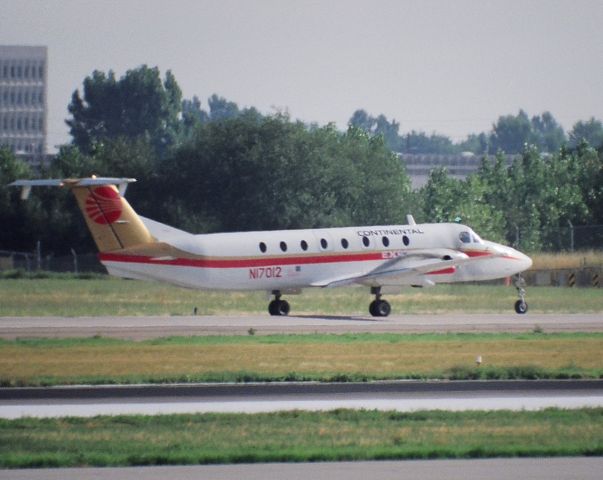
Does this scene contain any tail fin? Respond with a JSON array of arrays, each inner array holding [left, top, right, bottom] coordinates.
[[10, 177, 154, 252]]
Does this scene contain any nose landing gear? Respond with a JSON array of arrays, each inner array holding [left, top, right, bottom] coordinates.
[[268, 290, 290, 316], [513, 275, 528, 314], [369, 287, 391, 317]]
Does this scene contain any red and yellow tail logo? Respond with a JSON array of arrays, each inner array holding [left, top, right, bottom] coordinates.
[[85, 186, 123, 225]]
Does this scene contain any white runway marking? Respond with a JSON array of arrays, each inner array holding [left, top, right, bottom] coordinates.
[[3, 394, 603, 419]]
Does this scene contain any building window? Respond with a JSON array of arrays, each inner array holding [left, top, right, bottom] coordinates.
[[38, 64, 44, 79]]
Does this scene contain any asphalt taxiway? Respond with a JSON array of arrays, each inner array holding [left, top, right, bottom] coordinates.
[[0, 313, 601, 339], [2, 380, 602, 418], [2, 458, 603, 480]]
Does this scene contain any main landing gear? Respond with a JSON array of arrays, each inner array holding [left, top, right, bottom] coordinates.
[[268, 290, 290, 316], [513, 274, 528, 314], [369, 286, 391, 317]]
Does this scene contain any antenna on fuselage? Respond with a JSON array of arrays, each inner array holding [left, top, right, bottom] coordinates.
[[406, 214, 416, 225]]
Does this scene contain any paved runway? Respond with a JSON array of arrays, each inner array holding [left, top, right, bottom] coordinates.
[[2, 380, 602, 418], [2, 458, 603, 480], [0, 313, 601, 339]]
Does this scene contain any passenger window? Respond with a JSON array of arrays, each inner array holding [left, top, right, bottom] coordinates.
[[259, 242, 267, 253], [320, 238, 328, 249], [341, 238, 349, 249], [382, 236, 390, 247], [402, 235, 410, 246], [280, 241, 287, 252], [362, 236, 370, 247], [459, 232, 471, 244], [300, 240, 308, 251]]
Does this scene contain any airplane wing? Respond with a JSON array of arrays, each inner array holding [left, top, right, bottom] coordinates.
[[312, 251, 498, 288]]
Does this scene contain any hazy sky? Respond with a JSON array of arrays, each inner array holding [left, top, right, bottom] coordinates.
[[2, 0, 602, 152]]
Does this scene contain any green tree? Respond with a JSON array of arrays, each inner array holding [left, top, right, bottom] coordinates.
[[0, 148, 38, 251], [417, 167, 504, 241], [569, 118, 603, 149], [402, 131, 457, 154], [349, 110, 401, 151], [66, 66, 182, 157], [158, 115, 411, 233], [489, 110, 532, 154], [530, 112, 565, 152]]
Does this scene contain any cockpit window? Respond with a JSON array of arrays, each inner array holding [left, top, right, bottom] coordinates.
[[459, 231, 471, 244]]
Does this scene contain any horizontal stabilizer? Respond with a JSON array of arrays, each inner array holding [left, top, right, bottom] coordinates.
[[9, 178, 136, 198]]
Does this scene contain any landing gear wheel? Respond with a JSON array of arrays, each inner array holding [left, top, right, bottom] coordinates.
[[514, 300, 528, 314], [268, 292, 290, 316], [375, 299, 391, 317], [369, 299, 391, 317], [513, 274, 528, 315], [276, 300, 290, 316], [369, 288, 391, 317]]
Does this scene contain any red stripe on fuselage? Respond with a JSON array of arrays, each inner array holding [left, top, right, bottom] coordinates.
[[99, 252, 385, 269], [426, 266, 456, 275], [462, 250, 492, 257]]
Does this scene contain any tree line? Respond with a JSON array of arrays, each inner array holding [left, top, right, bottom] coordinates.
[[1, 65, 602, 255], [350, 109, 603, 155]]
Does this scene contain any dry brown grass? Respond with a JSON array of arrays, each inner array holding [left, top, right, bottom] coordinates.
[[530, 250, 603, 270], [2, 336, 602, 383]]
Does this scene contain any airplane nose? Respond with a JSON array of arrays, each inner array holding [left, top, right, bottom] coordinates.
[[513, 249, 532, 272]]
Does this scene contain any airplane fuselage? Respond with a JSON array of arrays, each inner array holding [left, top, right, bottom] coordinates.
[[100, 221, 532, 292]]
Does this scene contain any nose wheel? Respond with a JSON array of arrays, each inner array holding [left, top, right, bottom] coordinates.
[[369, 287, 391, 317], [268, 290, 290, 316], [513, 275, 528, 314]]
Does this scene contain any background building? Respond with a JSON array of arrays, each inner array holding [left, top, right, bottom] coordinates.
[[0, 45, 49, 169], [400, 153, 518, 188]]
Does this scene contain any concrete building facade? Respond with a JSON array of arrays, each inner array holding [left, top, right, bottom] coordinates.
[[0, 45, 48, 168], [400, 153, 518, 188]]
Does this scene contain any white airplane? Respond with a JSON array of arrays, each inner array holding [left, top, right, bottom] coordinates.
[[10, 177, 533, 317]]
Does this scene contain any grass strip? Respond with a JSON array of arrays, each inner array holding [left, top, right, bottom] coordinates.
[[1, 333, 602, 386], [0, 278, 602, 316], [1, 409, 602, 468]]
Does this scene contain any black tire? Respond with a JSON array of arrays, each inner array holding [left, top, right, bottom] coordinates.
[[369, 300, 378, 317], [514, 300, 528, 314], [376, 299, 391, 317], [277, 300, 290, 316], [268, 300, 278, 316]]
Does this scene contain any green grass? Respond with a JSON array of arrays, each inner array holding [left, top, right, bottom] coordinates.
[[1, 409, 601, 468], [0, 276, 601, 316], [1, 333, 602, 386]]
